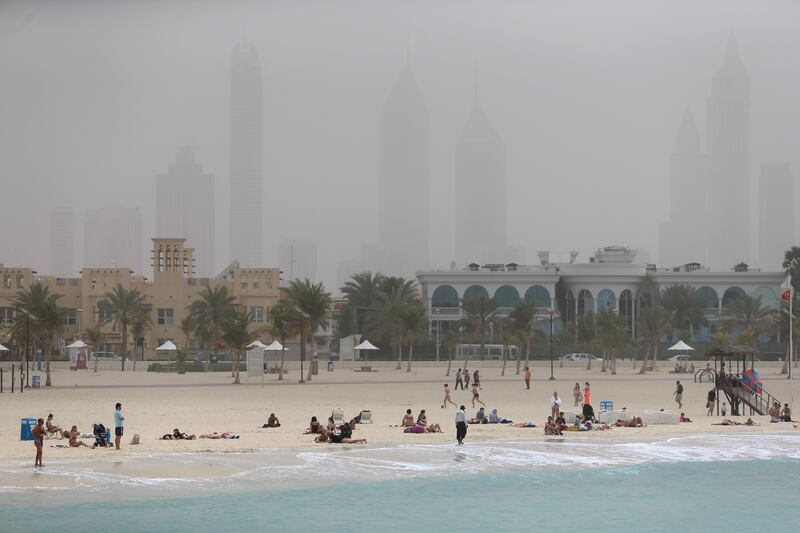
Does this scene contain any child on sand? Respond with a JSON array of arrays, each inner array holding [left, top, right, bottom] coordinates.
[[442, 384, 457, 408], [573, 383, 582, 406]]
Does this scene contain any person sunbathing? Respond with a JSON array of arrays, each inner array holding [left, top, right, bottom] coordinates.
[[172, 428, 196, 440], [68, 425, 88, 447], [263, 413, 281, 428], [679, 413, 692, 423], [315, 430, 367, 444], [614, 417, 645, 427], [304, 416, 322, 434], [326, 417, 337, 433], [469, 407, 488, 424], [714, 418, 759, 426], [401, 409, 415, 427], [46, 414, 62, 439], [489, 409, 513, 424], [511, 421, 536, 428], [200, 432, 239, 439]]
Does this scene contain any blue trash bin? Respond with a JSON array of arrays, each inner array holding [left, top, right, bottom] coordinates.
[[20, 417, 37, 441], [32, 375, 41, 388], [327, 361, 334, 372]]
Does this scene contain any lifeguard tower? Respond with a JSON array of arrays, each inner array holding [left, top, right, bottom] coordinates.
[[706, 345, 780, 416]]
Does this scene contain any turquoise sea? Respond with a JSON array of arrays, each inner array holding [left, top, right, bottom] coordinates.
[[2, 435, 799, 532]]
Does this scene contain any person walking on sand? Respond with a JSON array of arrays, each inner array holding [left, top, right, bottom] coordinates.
[[455, 368, 464, 390], [674, 381, 684, 409], [706, 388, 716, 416], [473, 370, 481, 389], [455, 405, 468, 445], [463, 368, 470, 389], [550, 391, 562, 420], [524, 366, 532, 390], [471, 383, 485, 408], [443, 384, 457, 408], [583, 382, 591, 406], [114, 402, 125, 450], [573, 383, 582, 406], [32, 418, 45, 468]]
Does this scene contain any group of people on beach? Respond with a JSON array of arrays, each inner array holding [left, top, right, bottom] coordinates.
[[32, 402, 125, 468], [305, 415, 367, 444]]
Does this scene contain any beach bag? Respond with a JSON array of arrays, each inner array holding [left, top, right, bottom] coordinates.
[[130, 433, 140, 445]]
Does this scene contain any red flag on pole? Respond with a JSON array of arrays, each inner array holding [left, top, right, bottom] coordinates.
[[782, 289, 792, 301]]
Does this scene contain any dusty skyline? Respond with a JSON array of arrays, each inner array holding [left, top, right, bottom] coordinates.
[[1, 0, 799, 290]]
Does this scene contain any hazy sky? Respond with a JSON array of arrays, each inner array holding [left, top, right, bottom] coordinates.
[[1, 0, 799, 289]]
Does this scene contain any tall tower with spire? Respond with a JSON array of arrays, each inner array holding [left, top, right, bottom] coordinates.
[[705, 33, 750, 270], [229, 39, 263, 267], [659, 110, 708, 267], [377, 65, 429, 276], [455, 98, 508, 265]]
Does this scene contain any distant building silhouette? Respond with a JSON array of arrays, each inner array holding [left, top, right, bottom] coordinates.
[[50, 206, 75, 278], [759, 163, 795, 269], [659, 110, 708, 267], [706, 33, 750, 270], [378, 64, 429, 277], [229, 39, 263, 267], [156, 148, 215, 277], [278, 238, 317, 282], [455, 99, 509, 266], [84, 205, 142, 273]]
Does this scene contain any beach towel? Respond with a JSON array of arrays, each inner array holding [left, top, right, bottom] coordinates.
[[404, 424, 425, 433]]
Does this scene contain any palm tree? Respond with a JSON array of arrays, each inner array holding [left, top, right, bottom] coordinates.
[[443, 329, 459, 376], [660, 285, 708, 340], [221, 309, 256, 384], [783, 247, 800, 295], [130, 311, 151, 370], [509, 299, 536, 374], [84, 326, 103, 373], [595, 309, 633, 375], [638, 305, 673, 374], [97, 284, 151, 366], [11, 282, 67, 387], [267, 301, 301, 380], [401, 299, 427, 373], [461, 296, 500, 362], [719, 294, 774, 341], [188, 285, 235, 371], [369, 286, 412, 370], [286, 279, 331, 382], [494, 317, 515, 377], [339, 272, 385, 337]]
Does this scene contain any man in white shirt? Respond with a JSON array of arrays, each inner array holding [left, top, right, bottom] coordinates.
[[550, 391, 562, 419], [455, 405, 468, 445]]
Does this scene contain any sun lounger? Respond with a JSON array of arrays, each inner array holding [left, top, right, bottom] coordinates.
[[643, 410, 679, 425], [331, 408, 344, 425], [563, 409, 582, 424], [597, 409, 633, 425], [358, 410, 373, 424]]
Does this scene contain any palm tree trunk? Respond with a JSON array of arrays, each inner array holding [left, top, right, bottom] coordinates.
[[479, 328, 486, 361], [515, 338, 522, 375], [395, 338, 402, 370], [611, 353, 617, 375], [278, 334, 285, 380], [306, 335, 313, 382], [446, 346, 452, 376], [526, 338, 531, 369], [45, 343, 52, 387], [122, 322, 128, 371], [601, 349, 607, 372], [638, 343, 651, 374], [406, 342, 413, 372], [501, 344, 507, 376], [233, 349, 240, 384]]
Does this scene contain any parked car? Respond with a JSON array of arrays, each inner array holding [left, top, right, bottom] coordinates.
[[761, 352, 784, 361], [88, 351, 120, 361], [560, 353, 602, 362], [667, 354, 690, 363]]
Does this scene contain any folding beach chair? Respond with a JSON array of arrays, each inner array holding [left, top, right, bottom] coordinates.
[[358, 410, 373, 424], [331, 408, 345, 425]]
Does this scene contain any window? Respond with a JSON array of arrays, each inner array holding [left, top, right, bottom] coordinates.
[[0, 307, 13, 324], [3, 275, 11, 289], [241, 282, 248, 289], [157, 308, 174, 326], [253, 281, 261, 289], [97, 305, 112, 323], [64, 309, 77, 326], [251, 306, 264, 323], [91, 279, 97, 289], [16, 275, 24, 288], [56, 278, 65, 286]]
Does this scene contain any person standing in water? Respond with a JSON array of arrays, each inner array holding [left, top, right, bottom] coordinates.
[[32, 418, 45, 468], [455, 405, 468, 445]]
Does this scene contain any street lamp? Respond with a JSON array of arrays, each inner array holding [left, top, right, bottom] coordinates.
[[433, 307, 440, 363], [536, 308, 557, 381]]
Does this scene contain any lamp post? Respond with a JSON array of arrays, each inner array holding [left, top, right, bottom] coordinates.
[[548, 308, 555, 381], [433, 307, 440, 363]]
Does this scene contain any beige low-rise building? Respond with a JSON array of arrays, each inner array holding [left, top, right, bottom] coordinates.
[[0, 238, 281, 360]]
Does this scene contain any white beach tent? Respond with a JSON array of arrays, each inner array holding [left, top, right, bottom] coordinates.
[[354, 339, 379, 370], [668, 340, 694, 352], [0, 343, 9, 352], [66, 340, 89, 370], [264, 340, 287, 376], [156, 340, 178, 364]]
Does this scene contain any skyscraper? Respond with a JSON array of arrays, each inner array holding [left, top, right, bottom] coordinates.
[[759, 163, 795, 269], [455, 99, 508, 265], [156, 147, 215, 276], [706, 34, 750, 270], [84, 205, 142, 273], [50, 206, 75, 278], [659, 110, 708, 267], [378, 65, 429, 277], [229, 39, 263, 267], [278, 238, 317, 282]]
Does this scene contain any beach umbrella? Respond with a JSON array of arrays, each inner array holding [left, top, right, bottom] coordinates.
[[354, 339, 379, 367], [247, 340, 269, 349], [667, 340, 694, 351], [66, 340, 89, 349], [264, 340, 288, 371], [0, 343, 9, 351], [156, 340, 178, 351]]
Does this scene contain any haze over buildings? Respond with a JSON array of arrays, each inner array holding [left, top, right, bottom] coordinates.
[[156, 147, 215, 277], [83, 205, 142, 274], [278, 238, 317, 283], [49, 206, 75, 278], [1, 2, 800, 291], [759, 163, 795, 270]]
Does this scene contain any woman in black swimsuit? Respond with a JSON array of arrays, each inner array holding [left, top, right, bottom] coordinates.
[[32, 418, 45, 468]]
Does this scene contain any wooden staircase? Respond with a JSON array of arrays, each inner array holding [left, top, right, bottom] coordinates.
[[718, 375, 779, 416]]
